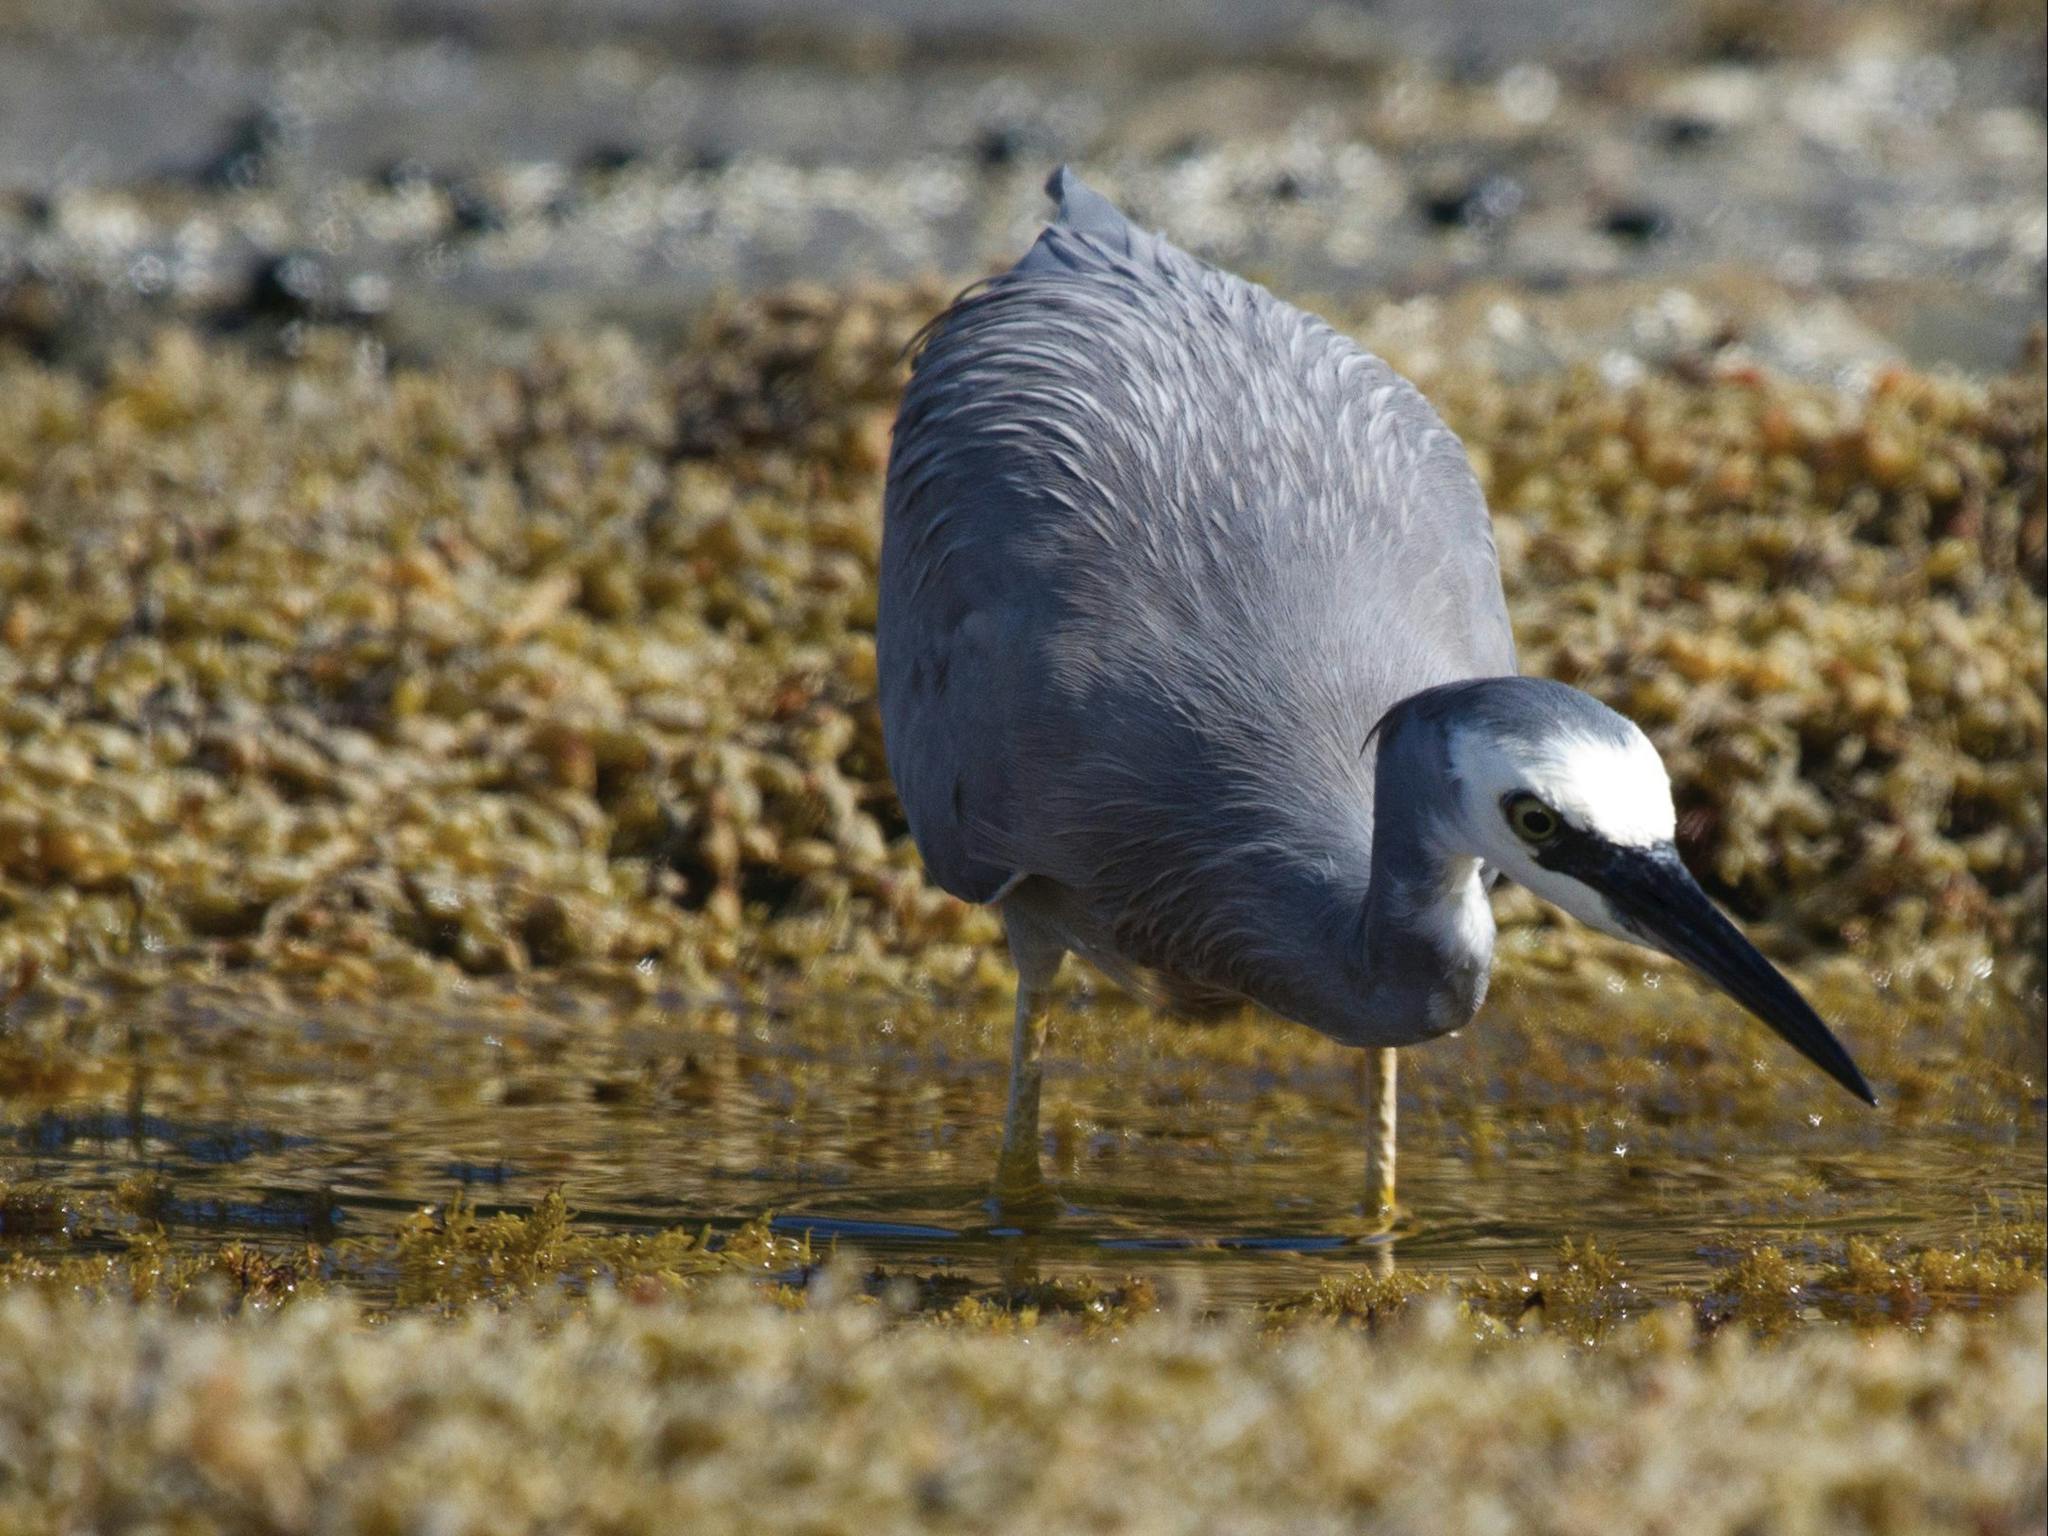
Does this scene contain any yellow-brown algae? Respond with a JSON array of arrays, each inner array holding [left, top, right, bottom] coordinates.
[[0, 1283, 2036, 1534], [0, 289, 2040, 1534], [2, 1171, 2036, 1333], [0, 305, 2039, 1014]]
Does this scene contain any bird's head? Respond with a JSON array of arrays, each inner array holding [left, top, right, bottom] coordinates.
[[1379, 676, 1875, 1105]]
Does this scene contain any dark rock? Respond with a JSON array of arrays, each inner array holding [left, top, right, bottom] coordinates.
[[198, 109, 292, 191], [0, 267, 69, 355], [1601, 203, 1673, 242], [1420, 172, 1525, 230], [447, 183, 506, 235], [580, 141, 643, 175], [246, 252, 330, 318], [973, 124, 1027, 168], [241, 253, 387, 325], [1660, 114, 1721, 149], [374, 157, 439, 194]]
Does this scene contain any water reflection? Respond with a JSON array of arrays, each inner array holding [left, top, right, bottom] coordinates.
[[2, 998, 2039, 1309]]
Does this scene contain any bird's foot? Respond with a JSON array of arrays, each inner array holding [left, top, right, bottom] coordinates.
[[1331, 1199, 1406, 1249], [1358, 1205, 1402, 1240], [1359, 1190, 1401, 1237], [986, 1146, 1059, 1230]]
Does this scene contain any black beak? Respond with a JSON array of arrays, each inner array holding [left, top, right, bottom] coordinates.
[[1593, 845, 1877, 1106]]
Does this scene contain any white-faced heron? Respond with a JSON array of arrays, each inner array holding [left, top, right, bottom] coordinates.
[[878, 167, 1874, 1221]]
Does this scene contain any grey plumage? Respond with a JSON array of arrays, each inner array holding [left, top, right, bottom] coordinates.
[[882, 167, 1512, 1041], [878, 167, 1873, 1119]]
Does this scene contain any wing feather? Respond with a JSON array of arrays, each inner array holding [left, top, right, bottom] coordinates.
[[877, 168, 1515, 955]]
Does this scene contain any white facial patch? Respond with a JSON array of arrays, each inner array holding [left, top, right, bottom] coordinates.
[[1519, 730, 1676, 849], [1448, 723, 1675, 851], [1441, 720, 1676, 944]]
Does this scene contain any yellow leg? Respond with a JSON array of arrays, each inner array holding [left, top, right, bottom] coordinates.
[[1363, 1047, 1398, 1227], [994, 977, 1054, 1196], [991, 904, 1064, 1217]]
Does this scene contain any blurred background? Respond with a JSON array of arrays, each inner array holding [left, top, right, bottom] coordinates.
[[2, 0, 2043, 370]]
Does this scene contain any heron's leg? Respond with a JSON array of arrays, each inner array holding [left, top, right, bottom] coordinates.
[[992, 903, 1065, 1209], [1362, 1046, 1398, 1227], [995, 982, 1052, 1187]]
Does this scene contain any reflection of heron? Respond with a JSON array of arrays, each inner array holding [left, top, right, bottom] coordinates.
[[879, 167, 1874, 1221]]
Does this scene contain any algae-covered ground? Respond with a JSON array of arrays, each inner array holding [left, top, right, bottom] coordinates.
[[0, 282, 2038, 1535], [0, 298, 2039, 1008], [1, 1, 2045, 1531], [0, 1285, 2042, 1536]]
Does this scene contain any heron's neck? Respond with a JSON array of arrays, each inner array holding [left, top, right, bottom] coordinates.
[[1358, 820, 1496, 1043]]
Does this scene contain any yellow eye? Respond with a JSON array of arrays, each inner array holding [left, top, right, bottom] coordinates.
[[1505, 793, 1560, 843]]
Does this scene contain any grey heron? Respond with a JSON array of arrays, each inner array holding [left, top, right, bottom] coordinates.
[[878, 167, 1874, 1221]]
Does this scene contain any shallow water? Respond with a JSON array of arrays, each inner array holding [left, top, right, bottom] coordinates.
[[3, 985, 2038, 1310]]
